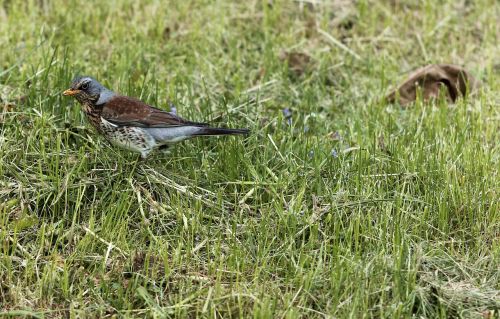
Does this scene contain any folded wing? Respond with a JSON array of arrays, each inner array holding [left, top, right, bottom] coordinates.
[[101, 96, 208, 128]]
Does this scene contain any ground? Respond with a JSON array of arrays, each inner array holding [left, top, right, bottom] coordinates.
[[0, 0, 499, 318]]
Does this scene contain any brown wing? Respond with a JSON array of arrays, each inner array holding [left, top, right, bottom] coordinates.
[[101, 95, 208, 128]]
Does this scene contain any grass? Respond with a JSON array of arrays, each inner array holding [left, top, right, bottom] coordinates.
[[0, 0, 499, 317]]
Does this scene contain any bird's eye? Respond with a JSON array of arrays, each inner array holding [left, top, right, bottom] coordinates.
[[80, 82, 89, 90]]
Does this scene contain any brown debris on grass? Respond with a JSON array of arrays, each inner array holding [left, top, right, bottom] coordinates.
[[279, 50, 313, 76], [386, 64, 480, 106]]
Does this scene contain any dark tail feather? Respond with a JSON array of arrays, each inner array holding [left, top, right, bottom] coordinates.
[[195, 127, 250, 136]]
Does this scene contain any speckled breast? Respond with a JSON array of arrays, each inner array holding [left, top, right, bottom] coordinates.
[[86, 113, 155, 153]]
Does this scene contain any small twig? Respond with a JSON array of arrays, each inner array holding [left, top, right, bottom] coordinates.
[[81, 226, 128, 258], [317, 28, 361, 60], [280, 286, 303, 319], [6, 234, 32, 259], [267, 134, 285, 161], [244, 79, 278, 94]]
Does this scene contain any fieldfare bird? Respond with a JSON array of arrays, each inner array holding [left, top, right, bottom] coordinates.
[[63, 76, 249, 158]]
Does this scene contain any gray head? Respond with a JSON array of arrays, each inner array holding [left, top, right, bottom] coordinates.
[[63, 76, 115, 105]]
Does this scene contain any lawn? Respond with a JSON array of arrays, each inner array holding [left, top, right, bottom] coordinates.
[[0, 0, 499, 318]]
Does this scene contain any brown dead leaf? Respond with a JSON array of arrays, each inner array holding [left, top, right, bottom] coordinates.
[[386, 64, 480, 106], [279, 50, 312, 76], [1, 103, 15, 114]]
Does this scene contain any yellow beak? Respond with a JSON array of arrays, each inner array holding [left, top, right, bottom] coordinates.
[[63, 89, 79, 96]]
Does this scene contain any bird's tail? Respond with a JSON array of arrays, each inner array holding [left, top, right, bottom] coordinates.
[[195, 127, 250, 136]]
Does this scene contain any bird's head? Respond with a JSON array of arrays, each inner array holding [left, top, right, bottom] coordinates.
[[63, 76, 114, 106]]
